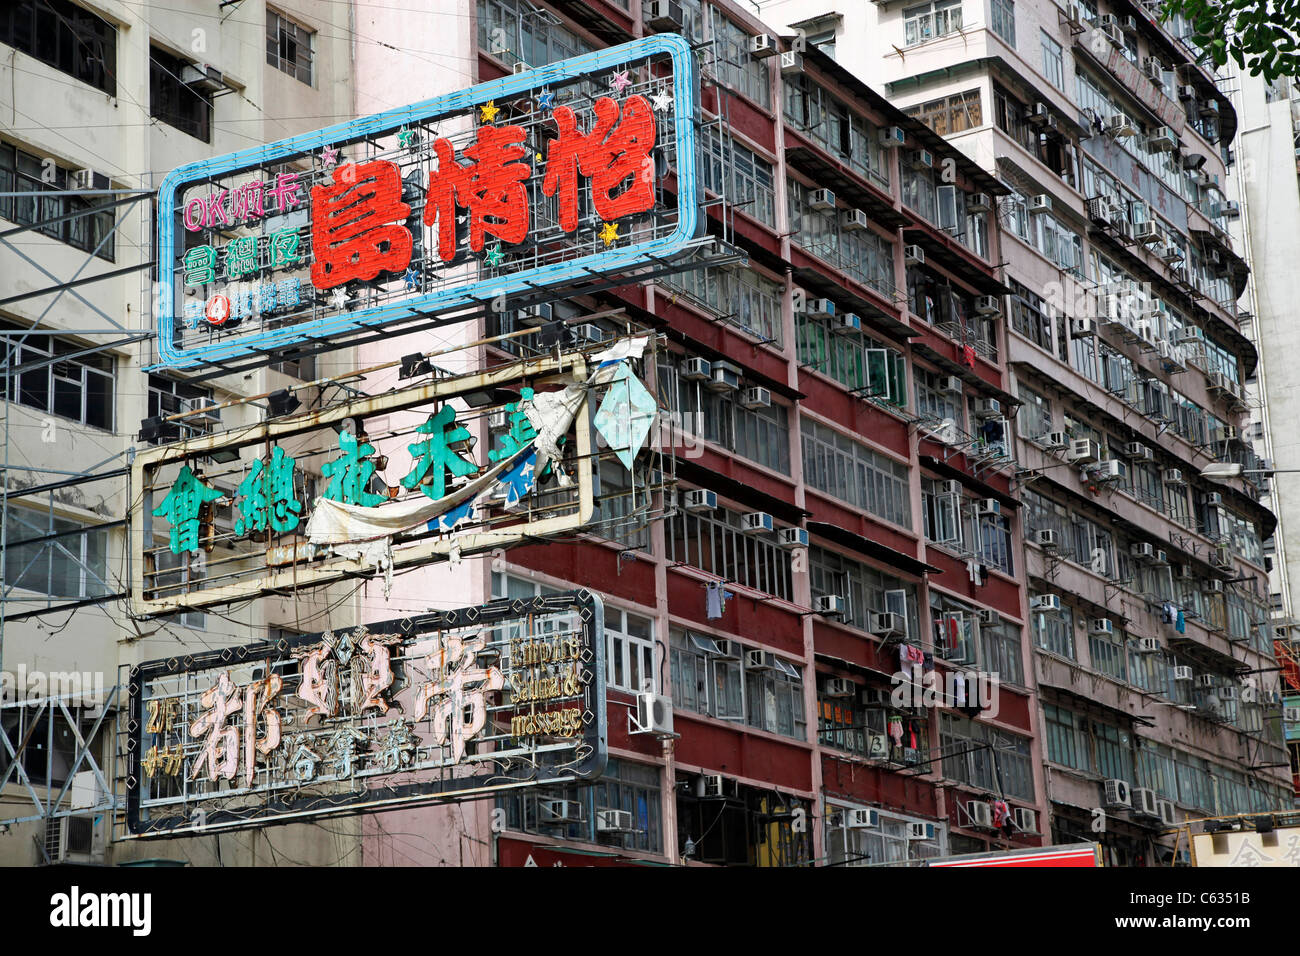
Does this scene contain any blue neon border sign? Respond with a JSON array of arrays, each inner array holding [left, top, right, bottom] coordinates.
[[154, 34, 699, 370]]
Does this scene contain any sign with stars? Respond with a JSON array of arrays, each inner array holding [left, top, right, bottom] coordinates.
[[125, 590, 608, 836], [153, 35, 700, 370]]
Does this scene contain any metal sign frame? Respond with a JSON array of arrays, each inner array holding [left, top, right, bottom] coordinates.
[[129, 350, 594, 617], [153, 34, 700, 369], [124, 590, 607, 836]]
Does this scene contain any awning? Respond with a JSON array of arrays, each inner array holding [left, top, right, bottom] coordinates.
[[674, 456, 810, 526], [789, 265, 915, 344], [1189, 227, 1250, 299], [807, 520, 940, 577], [784, 141, 911, 229], [918, 455, 1019, 508], [1037, 681, 1158, 727], [910, 339, 1017, 403]]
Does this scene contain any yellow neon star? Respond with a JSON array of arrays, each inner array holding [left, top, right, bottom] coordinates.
[[479, 100, 500, 123], [599, 221, 620, 246]]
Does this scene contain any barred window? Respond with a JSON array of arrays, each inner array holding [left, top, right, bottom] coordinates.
[[663, 265, 783, 346], [146, 374, 214, 444], [669, 629, 805, 739], [267, 9, 315, 85], [2, 320, 113, 430], [477, 0, 593, 67], [0, 143, 115, 260], [665, 506, 794, 600], [3, 505, 111, 599], [710, 14, 771, 108], [809, 546, 918, 637], [801, 418, 912, 527], [940, 713, 1035, 801], [784, 74, 890, 187], [797, 316, 906, 408], [787, 180, 895, 295], [903, 90, 983, 135], [699, 127, 777, 227]]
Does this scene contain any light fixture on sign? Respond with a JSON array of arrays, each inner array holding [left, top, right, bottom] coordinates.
[[399, 353, 435, 380], [267, 389, 302, 417]]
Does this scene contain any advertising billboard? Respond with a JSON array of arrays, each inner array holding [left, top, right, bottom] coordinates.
[[126, 590, 607, 836], [153, 34, 699, 369]]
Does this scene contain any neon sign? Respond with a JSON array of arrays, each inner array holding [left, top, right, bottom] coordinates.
[[153, 34, 699, 369]]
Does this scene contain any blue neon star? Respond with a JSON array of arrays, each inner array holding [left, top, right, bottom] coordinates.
[[537, 89, 555, 111], [403, 267, 420, 290]]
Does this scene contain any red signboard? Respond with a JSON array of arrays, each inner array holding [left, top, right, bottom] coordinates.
[[929, 843, 1102, 868]]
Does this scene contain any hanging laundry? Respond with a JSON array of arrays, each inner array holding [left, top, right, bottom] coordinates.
[[705, 582, 726, 620], [1176, 609, 1186, 634], [954, 672, 967, 708], [961, 344, 977, 368], [888, 715, 904, 748], [922, 652, 935, 672], [991, 799, 1011, 828], [908, 720, 918, 750]]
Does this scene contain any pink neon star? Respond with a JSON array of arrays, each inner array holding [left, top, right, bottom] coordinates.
[[321, 144, 339, 166], [610, 70, 632, 93]]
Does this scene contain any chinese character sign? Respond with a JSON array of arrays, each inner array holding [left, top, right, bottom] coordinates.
[[127, 592, 607, 835], [153, 34, 698, 369]]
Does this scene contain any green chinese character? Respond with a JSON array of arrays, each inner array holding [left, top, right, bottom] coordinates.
[[269, 227, 302, 269], [151, 464, 224, 555], [224, 236, 260, 279], [182, 245, 217, 286], [235, 445, 303, 536], [322, 430, 388, 507], [401, 405, 479, 501], [488, 387, 537, 463]]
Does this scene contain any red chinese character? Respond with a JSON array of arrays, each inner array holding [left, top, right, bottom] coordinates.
[[425, 125, 531, 261], [310, 160, 412, 290], [542, 95, 656, 233]]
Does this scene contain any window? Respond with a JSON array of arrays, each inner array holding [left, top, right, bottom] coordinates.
[[0, 0, 116, 95], [497, 757, 663, 853], [1017, 383, 1053, 441], [2, 320, 113, 430], [903, 90, 983, 136], [990, 0, 1015, 46], [783, 74, 889, 187], [801, 418, 912, 527], [478, 0, 594, 67], [662, 265, 783, 346], [825, 803, 946, 865], [1031, 596, 1075, 659], [698, 127, 777, 227], [786, 180, 895, 294], [669, 629, 806, 740], [922, 476, 963, 548], [147, 374, 214, 443], [711, 14, 771, 108], [1089, 629, 1128, 682], [940, 713, 1035, 801], [267, 8, 314, 84], [903, 0, 963, 46], [797, 317, 907, 408], [606, 607, 656, 694], [150, 46, 212, 142], [3, 505, 110, 599], [665, 506, 794, 600], [1041, 31, 1064, 89], [980, 622, 1024, 686], [152, 545, 206, 629], [1042, 703, 1088, 771], [0, 143, 116, 260], [809, 546, 919, 638]]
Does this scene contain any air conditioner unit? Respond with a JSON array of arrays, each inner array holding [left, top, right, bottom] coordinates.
[[842, 208, 871, 231], [967, 801, 994, 829], [1152, 549, 1168, 566], [48, 815, 106, 864], [1174, 665, 1194, 681], [70, 167, 97, 191], [1173, 327, 1202, 346], [1106, 112, 1137, 138], [742, 511, 774, 534], [540, 799, 584, 823], [974, 398, 1002, 420], [1093, 459, 1127, 483], [1204, 492, 1224, 507], [1027, 102, 1052, 127], [1104, 778, 1132, 808], [1178, 84, 1196, 101], [1131, 541, 1156, 562], [1174, 563, 1194, 580], [1217, 684, 1237, 700], [1199, 99, 1220, 118], [1014, 808, 1038, 833], [646, 0, 684, 32], [1035, 528, 1060, 550], [845, 807, 880, 829], [976, 498, 1002, 516], [1132, 787, 1160, 818], [1196, 674, 1216, 688], [1028, 194, 1053, 215], [908, 149, 934, 170], [711, 640, 740, 660], [1137, 636, 1161, 653], [1144, 57, 1165, 81], [740, 386, 771, 409], [904, 244, 925, 266], [1147, 127, 1177, 153], [1090, 618, 1115, 637], [835, 313, 862, 335], [777, 527, 809, 549], [824, 677, 856, 698], [596, 808, 635, 832], [1067, 438, 1099, 463], [939, 375, 964, 395], [1218, 200, 1240, 220], [1206, 578, 1224, 592], [779, 51, 804, 75], [870, 612, 905, 639], [745, 649, 776, 672], [814, 594, 846, 617], [1158, 242, 1183, 263], [708, 361, 741, 392], [1070, 317, 1097, 338], [1044, 431, 1069, 450], [1124, 442, 1152, 460], [880, 126, 907, 147], [810, 187, 837, 210], [975, 295, 1001, 316], [512, 60, 531, 74], [861, 687, 891, 707], [942, 480, 963, 498], [573, 323, 604, 343], [699, 774, 734, 798], [1284, 707, 1300, 724], [683, 488, 717, 512], [632, 692, 674, 735], [749, 33, 779, 57], [682, 357, 711, 381], [804, 297, 836, 318], [180, 62, 225, 92], [1032, 594, 1062, 612], [1134, 220, 1162, 243], [1157, 800, 1176, 826], [1101, 21, 1124, 47], [978, 608, 1001, 627], [967, 192, 992, 212], [908, 822, 937, 840]]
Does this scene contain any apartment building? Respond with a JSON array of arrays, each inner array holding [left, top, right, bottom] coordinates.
[[0, 0, 364, 866], [773, 0, 1290, 863]]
